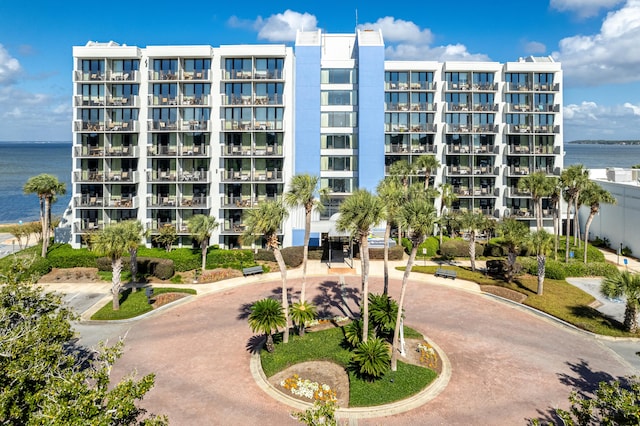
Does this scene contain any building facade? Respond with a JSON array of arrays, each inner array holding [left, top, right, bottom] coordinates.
[[69, 32, 563, 249]]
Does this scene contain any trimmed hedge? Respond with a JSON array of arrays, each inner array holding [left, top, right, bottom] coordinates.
[[417, 236, 443, 257], [206, 249, 254, 270], [138, 247, 200, 272], [96, 256, 175, 280], [47, 244, 98, 268], [368, 245, 404, 260], [253, 247, 305, 268], [519, 257, 617, 279], [440, 238, 484, 258]]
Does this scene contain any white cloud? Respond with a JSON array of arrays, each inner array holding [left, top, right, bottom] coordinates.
[[550, 0, 625, 18], [228, 10, 318, 42], [358, 17, 432, 44], [563, 100, 640, 140], [0, 44, 21, 84], [524, 41, 547, 54], [553, 0, 640, 86], [357, 16, 488, 61]]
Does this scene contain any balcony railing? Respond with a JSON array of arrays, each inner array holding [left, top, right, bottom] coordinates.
[[507, 83, 532, 92], [149, 220, 178, 231], [105, 146, 138, 157], [385, 123, 436, 133], [225, 94, 283, 106], [224, 69, 284, 80], [74, 71, 106, 82], [181, 69, 210, 81], [74, 195, 104, 207], [147, 120, 179, 131], [509, 187, 531, 197], [103, 196, 138, 208], [221, 195, 282, 208], [221, 145, 282, 156], [106, 95, 138, 107], [447, 103, 471, 112], [179, 145, 208, 156], [447, 145, 472, 154], [181, 95, 210, 106], [147, 196, 178, 207], [221, 170, 283, 182], [147, 170, 178, 182], [106, 170, 138, 183], [74, 170, 105, 183], [178, 170, 211, 182], [148, 145, 178, 156], [74, 146, 105, 157], [74, 220, 104, 233], [472, 103, 497, 111], [177, 195, 209, 208], [222, 119, 284, 131]]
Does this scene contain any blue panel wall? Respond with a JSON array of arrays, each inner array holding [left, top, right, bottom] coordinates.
[[294, 45, 322, 176], [292, 230, 321, 247], [356, 42, 386, 191]]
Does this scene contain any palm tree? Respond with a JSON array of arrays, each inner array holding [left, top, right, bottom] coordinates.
[[351, 338, 391, 381], [526, 230, 554, 295], [388, 160, 412, 190], [188, 214, 219, 272], [548, 178, 562, 260], [248, 298, 286, 352], [284, 174, 327, 304], [289, 301, 317, 336], [561, 165, 589, 262], [438, 182, 457, 246], [23, 174, 66, 258], [518, 171, 552, 230], [601, 271, 640, 333], [391, 198, 436, 371], [121, 220, 146, 285], [242, 201, 290, 343], [336, 189, 383, 343], [368, 293, 399, 338], [90, 222, 129, 310], [454, 210, 491, 272], [580, 181, 616, 263], [413, 154, 440, 191], [497, 218, 528, 283], [376, 177, 405, 295]]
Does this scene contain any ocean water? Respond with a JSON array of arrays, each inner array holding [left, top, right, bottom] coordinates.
[[0, 141, 638, 224], [0, 142, 72, 224]]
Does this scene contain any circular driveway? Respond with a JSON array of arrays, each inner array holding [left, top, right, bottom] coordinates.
[[102, 276, 635, 425]]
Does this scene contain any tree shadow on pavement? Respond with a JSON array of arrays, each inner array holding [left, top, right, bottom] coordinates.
[[245, 334, 265, 354], [528, 358, 630, 424], [311, 280, 360, 319]]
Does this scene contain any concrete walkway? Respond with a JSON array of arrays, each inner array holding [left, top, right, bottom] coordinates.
[[37, 256, 640, 425]]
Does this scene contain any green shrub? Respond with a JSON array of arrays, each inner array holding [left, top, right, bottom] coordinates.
[[417, 236, 441, 257], [151, 259, 174, 280], [280, 246, 304, 268], [522, 258, 567, 280], [483, 238, 507, 257], [368, 245, 404, 260], [47, 244, 97, 268], [398, 238, 412, 254], [138, 247, 199, 272], [254, 249, 276, 262], [350, 338, 391, 381], [207, 249, 254, 270], [439, 238, 483, 258], [622, 246, 633, 256]]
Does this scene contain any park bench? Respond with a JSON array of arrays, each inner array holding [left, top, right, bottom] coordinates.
[[242, 265, 264, 276], [434, 268, 457, 279]]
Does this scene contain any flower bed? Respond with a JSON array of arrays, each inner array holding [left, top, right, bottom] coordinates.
[[281, 374, 337, 403]]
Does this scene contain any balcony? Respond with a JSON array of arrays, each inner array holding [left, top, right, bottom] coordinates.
[[385, 123, 436, 133], [107, 70, 139, 82], [471, 83, 497, 91], [181, 70, 209, 81], [149, 95, 178, 106], [221, 119, 284, 131], [148, 120, 179, 131], [508, 187, 531, 197], [447, 145, 472, 154], [147, 195, 178, 207], [224, 69, 283, 80], [148, 145, 178, 156], [221, 221, 247, 234], [74, 220, 104, 233], [224, 94, 283, 106], [222, 145, 282, 156], [509, 145, 532, 154], [103, 196, 138, 208], [178, 170, 211, 182], [533, 83, 559, 92], [179, 120, 210, 131], [506, 83, 532, 92], [179, 145, 208, 157], [446, 166, 472, 176], [149, 220, 178, 231], [446, 82, 471, 91], [105, 146, 138, 157], [74, 71, 106, 82], [75, 121, 106, 132], [74, 146, 105, 157], [221, 195, 282, 208], [106, 170, 138, 183], [147, 170, 177, 182], [74, 170, 105, 183], [148, 70, 178, 81], [472, 103, 497, 112], [447, 103, 471, 112], [221, 169, 283, 183], [106, 95, 138, 107], [178, 195, 209, 208], [74, 195, 104, 207], [507, 166, 532, 176], [74, 96, 106, 107], [181, 95, 210, 106]]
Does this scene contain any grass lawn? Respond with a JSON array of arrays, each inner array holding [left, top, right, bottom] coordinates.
[[91, 287, 197, 320], [260, 326, 437, 407], [406, 265, 633, 338]]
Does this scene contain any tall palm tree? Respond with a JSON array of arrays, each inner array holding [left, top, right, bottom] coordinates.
[[527, 229, 554, 295], [284, 174, 327, 304], [518, 171, 552, 230], [336, 189, 383, 343], [601, 271, 640, 333], [23, 174, 66, 258], [561, 165, 589, 262], [188, 214, 219, 272], [242, 201, 290, 343], [90, 222, 129, 310], [454, 210, 491, 272], [413, 154, 440, 191], [497, 217, 528, 283], [548, 178, 562, 260], [248, 298, 286, 352], [580, 181, 616, 263], [376, 177, 405, 295], [438, 182, 457, 245], [388, 160, 412, 190], [121, 220, 146, 284], [391, 198, 436, 371]]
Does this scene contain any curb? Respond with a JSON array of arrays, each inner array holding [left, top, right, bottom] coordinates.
[[249, 334, 451, 419]]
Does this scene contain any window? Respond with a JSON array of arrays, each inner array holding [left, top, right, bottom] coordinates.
[[321, 69, 356, 84], [320, 156, 356, 171], [320, 178, 356, 193], [255, 58, 284, 79], [111, 59, 139, 73], [322, 90, 356, 106], [111, 84, 139, 98], [321, 134, 356, 149], [184, 58, 211, 72], [321, 112, 356, 127], [82, 59, 104, 73], [472, 72, 494, 85], [410, 71, 433, 89], [225, 58, 252, 78]]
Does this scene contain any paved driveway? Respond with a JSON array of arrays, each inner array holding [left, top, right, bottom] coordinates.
[[90, 276, 637, 425]]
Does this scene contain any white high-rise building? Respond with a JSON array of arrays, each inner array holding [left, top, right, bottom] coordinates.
[[68, 32, 562, 249]]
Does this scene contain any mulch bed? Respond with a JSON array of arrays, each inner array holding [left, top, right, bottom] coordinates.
[[481, 285, 527, 303]]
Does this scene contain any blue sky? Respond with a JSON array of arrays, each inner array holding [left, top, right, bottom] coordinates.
[[1, 0, 639, 142]]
